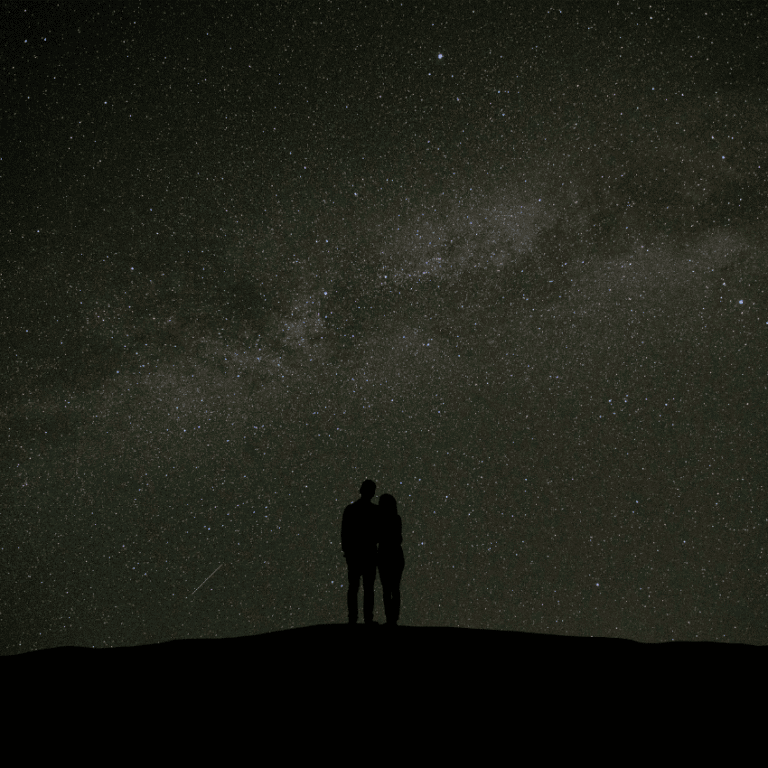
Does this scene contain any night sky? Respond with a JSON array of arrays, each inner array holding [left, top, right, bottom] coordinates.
[[3, 1, 767, 654]]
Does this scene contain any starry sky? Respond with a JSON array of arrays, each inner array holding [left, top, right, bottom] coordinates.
[[3, 1, 767, 653]]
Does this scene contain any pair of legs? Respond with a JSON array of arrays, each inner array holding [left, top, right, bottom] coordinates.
[[346, 557, 377, 623], [346, 557, 405, 624], [378, 559, 405, 625]]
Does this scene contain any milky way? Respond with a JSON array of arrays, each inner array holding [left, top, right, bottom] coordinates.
[[3, 2, 767, 652]]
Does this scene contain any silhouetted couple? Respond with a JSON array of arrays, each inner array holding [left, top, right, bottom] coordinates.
[[341, 479, 405, 626]]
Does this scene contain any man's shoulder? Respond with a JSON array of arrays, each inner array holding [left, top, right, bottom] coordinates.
[[343, 498, 380, 510]]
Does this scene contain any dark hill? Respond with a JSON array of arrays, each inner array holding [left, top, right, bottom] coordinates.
[[3, 624, 756, 725]]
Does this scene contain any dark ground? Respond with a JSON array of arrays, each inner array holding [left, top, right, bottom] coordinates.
[[3, 624, 757, 721]]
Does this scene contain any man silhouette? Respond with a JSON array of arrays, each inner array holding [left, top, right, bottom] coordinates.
[[341, 479, 379, 625]]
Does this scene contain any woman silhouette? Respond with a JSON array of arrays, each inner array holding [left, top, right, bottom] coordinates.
[[377, 494, 405, 627]]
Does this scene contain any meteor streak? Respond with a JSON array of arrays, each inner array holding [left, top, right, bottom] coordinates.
[[189, 564, 224, 597]]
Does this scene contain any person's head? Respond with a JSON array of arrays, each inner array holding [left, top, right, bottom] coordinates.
[[378, 493, 397, 515], [359, 479, 376, 500]]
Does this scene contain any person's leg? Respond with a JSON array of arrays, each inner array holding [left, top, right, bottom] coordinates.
[[392, 560, 404, 624], [362, 559, 376, 623], [347, 559, 361, 623], [379, 563, 391, 624]]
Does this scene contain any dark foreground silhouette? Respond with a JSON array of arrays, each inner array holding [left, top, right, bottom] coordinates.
[[3, 625, 753, 744], [3, 624, 752, 709]]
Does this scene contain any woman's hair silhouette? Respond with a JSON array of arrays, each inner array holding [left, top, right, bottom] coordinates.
[[378, 493, 397, 515]]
